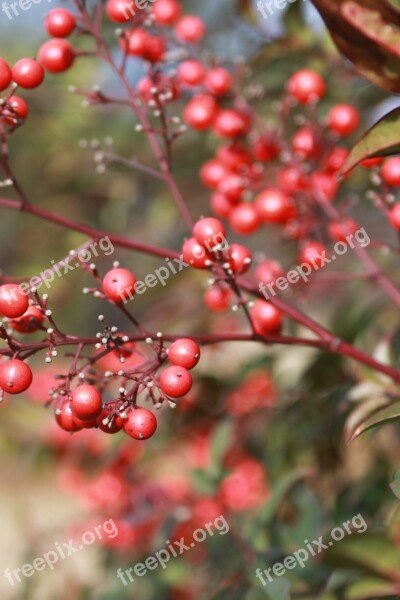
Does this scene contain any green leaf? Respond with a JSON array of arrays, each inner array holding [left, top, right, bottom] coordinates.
[[341, 107, 400, 175], [346, 401, 400, 442], [346, 578, 400, 599]]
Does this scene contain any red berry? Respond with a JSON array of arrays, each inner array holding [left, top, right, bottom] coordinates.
[[229, 203, 260, 235], [389, 204, 400, 230], [96, 407, 124, 434], [10, 306, 44, 334], [102, 268, 137, 303], [182, 237, 213, 269], [323, 147, 349, 174], [361, 156, 384, 169], [204, 285, 232, 311], [382, 157, 400, 187], [183, 94, 219, 131], [2, 95, 29, 124], [175, 15, 206, 43], [0, 359, 33, 394], [228, 243, 252, 274], [12, 58, 44, 89], [216, 144, 250, 170], [310, 172, 339, 202], [252, 134, 280, 162], [278, 166, 308, 192], [106, 0, 136, 22], [71, 384, 102, 421], [252, 300, 283, 335], [213, 109, 250, 138], [178, 60, 206, 86], [39, 39, 75, 73], [0, 284, 29, 318], [169, 338, 201, 370], [255, 188, 295, 224], [299, 241, 327, 270], [159, 365, 193, 398], [205, 67, 232, 96], [120, 29, 150, 57], [328, 104, 360, 137], [210, 192, 235, 218], [193, 217, 226, 249], [218, 174, 246, 202], [328, 218, 358, 242], [0, 58, 12, 91], [56, 401, 82, 432], [144, 36, 166, 63], [137, 75, 178, 103], [152, 0, 181, 25], [288, 69, 325, 104], [45, 8, 76, 37], [255, 260, 283, 286], [291, 127, 319, 159], [124, 408, 157, 440], [200, 159, 231, 189]]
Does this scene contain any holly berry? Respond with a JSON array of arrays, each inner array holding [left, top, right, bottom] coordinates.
[[252, 134, 280, 162], [193, 217, 226, 249], [106, 0, 136, 22], [39, 39, 75, 73], [56, 401, 82, 432], [328, 218, 358, 242], [102, 268, 137, 303], [213, 109, 250, 138], [144, 35, 166, 63], [205, 67, 232, 96], [323, 147, 349, 174], [327, 104, 360, 137], [169, 338, 201, 370], [120, 29, 149, 57], [152, 0, 181, 25], [159, 365, 193, 398], [0, 284, 29, 318], [228, 243, 252, 274], [210, 192, 235, 218], [278, 165, 308, 192], [45, 8, 76, 37], [216, 144, 250, 170], [255, 260, 284, 285], [389, 204, 400, 230], [299, 241, 327, 270], [71, 384, 102, 421], [288, 69, 326, 104], [183, 94, 219, 131], [12, 58, 44, 89], [96, 407, 124, 434], [124, 408, 157, 440], [381, 157, 400, 187], [218, 174, 246, 202], [0, 359, 33, 394], [291, 127, 319, 159], [182, 238, 213, 269], [200, 159, 231, 189], [229, 203, 260, 235], [175, 15, 206, 43], [310, 172, 339, 202], [178, 60, 206, 86], [0, 58, 12, 92], [2, 95, 29, 124], [10, 306, 44, 333], [204, 285, 232, 311], [252, 300, 283, 335], [255, 188, 295, 224]]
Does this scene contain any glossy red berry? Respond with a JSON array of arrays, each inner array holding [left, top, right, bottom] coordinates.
[[120, 29, 149, 56], [96, 407, 124, 434], [169, 338, 201, 370], [144, 35, 166, 63], [204, 286, 232, 311], [255, 260, 284, 285], [106, 0, 136, 22], [183, 94, 219, 131], [299, 241, 327, 270], [182, 237, 213, 269], [213, 109, 250, 138], [389, 204, 400, 230], [288, 69, 326, 104], [10, 306, 44, 333], [39, 39, 75, 73], [0, 284, 29, 318], [0, 58, 12, 91], [327, 104, 360, 137], [56, 401, 82, 432], [252, 134, 280, 162], [193, 217, 226, 249], [178, 60, 206, 86], [252, 300, 283, 335], [255, 188, 295, 224], [229, 203, 260, 235], [152, 0, 181, 25], [45, 8, 76, 37], [278, 166, 308, 192], [205, 67, 232, 96], [12, 58, 44, 89], [216, 144, 250, 170], [71, 384, 102, 421], [228, 243, 252, 274], [210, 192, 235, 218], [102, 268, 137, 303], [124, 408, 157, 440], [323, 147, 349, 174], [200, 159, 231, 189], [218, 174, 246, 202], [291, 127, 319, 159], [382, 157, 400, 187], [0, 359, 33, 394], [3, 95, 29, 124], [175, 15, 206, 43], [159, 365, 193, 398], [361, 156, 384, 169], [310, 172, 339, 202], [328, 218, 358, 242]]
